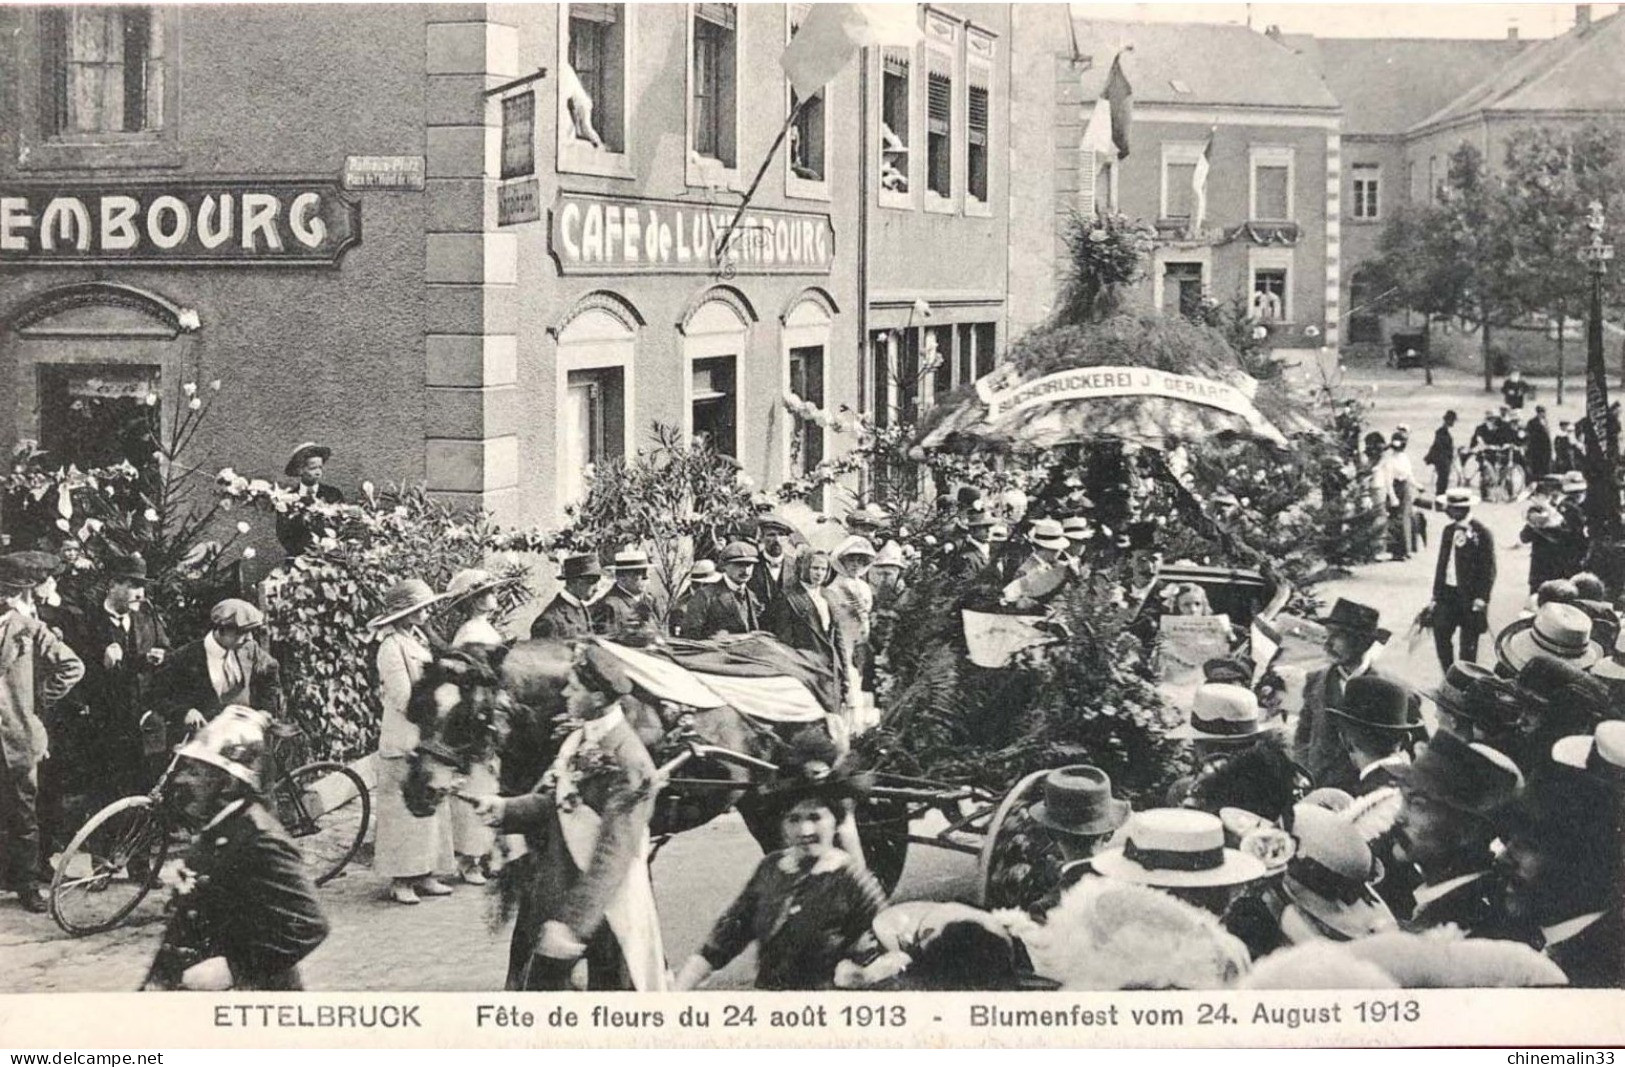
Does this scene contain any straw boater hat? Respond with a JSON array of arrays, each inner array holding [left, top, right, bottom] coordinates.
[[1090, 808, 1267, 889], [1442, 488, 1474, 512], [1551, 720, 1625, 787], [444, 568, 507, 604], [1061, 516, 1091, 540], [1168, 684, 1276, 744], [367, 578, 445, 630], [1562, 471, 1588, 495], [1278, 804, 1396, 944], [284, 441, 332, 478], [610, 547, 651, 572], [1027, 518, 1070, 552], [1495, 602, 1604, 674], [1029, 766, 1131, 839]]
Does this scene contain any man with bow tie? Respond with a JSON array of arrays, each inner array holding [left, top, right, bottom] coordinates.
[[158, 599, 283, 749], [680, 542, 763, 639], [275, 442, 346, 558], [1426, 490, 1496, 671]]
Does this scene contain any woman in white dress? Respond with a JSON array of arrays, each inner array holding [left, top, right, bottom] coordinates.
[[827, 537, 878, 733], [371, 578, 455, 905], [442, 568, 510, 884]]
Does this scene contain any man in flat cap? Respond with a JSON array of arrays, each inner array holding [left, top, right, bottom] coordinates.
[[747, 513, 798, 614], [473, 647, 666, 991], [679, 542, 763, 639], [0, 554, 85, 912], [158, 598, 283, 748], [530, 554, 603, 641], [276, 442, 346, 559]]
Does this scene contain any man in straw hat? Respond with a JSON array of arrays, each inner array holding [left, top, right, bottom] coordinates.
[[679, 541, 762, 639], [1294, 598, 1387, 786], [142, 707, 328, 990], [1427, 489, 1496, 671], [530, 553, 602, 641], [275, 441, 345, 559], [473, 647, 666, 991], [0, 555, 84, 912], [1390, 730, 1524, 937], [158, 599, 282, 749], [593, 548, 663, 638], [1089, 807, 1267, 918], [1495, 601, 1604, 679]]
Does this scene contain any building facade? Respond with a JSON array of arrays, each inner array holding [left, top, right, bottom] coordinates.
[[0, 2, 1014, 539]]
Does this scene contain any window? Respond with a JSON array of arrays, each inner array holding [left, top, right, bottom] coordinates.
[[1428, 156, 1439, 202], [788, 345, 826, 506], [563, 368, 626, 507], [1251, 270, 1287, 321], [1351, 163, 1380, 220], [1164, 263, 1206, 319], [39, 6, 164, 137], [566, 4, 625, 152], [927, 325, 954, 399], [866, 330, 894, 429], [966, 30, 994, 214], [955, 322, 997, 384], [1161, 143, 1205, 220], [785, 5, 831, 200], [925, 45, 953, 202], [690, 4, 738, 176], [683, 295, 749, 460], [879, 47, 912, 204], [691, 356, 737, 458], [1250, 146, 1294, 221]]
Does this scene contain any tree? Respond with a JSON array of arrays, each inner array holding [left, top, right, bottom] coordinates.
[[1058, 210, 1158, 325]]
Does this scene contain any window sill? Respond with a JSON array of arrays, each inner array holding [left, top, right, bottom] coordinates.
[[878, 187, 913, 211], [19, 136, 184, 172], [785, 172, 831, 202], [965, 198, 992, 218], [1350, 215, 1381, 224], [558, 140, 635, 181], [686, 155, 742, 193], [924, 191, 956, 215]]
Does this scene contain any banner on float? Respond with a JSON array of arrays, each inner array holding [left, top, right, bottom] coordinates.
[[974, 365, 1261, 424]]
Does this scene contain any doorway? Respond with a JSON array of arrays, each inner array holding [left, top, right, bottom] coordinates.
[[1162, 262, 1205, 319]]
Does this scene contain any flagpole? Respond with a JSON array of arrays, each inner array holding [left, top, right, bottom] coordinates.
[[713, 97, 812, 267]]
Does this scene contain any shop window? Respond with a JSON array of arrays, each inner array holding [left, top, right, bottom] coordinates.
[[1250, 146, 1293, 221], [785, 5, 830, 198], [563, 367, 626, 508], [691, 356, 738, 458], [564, 4, 626, 153], [925, 48, 953, 204], [1352, 163, 1380, 220], [691, 4, 739, 174], [39, 6, 164, 137], [788, 344, 826, 506], [879, 47, 912, 206], [1251, 268, 1288, 322]]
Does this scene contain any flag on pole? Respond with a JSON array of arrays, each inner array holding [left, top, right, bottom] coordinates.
[[1082, 97, 1114, 156], [1191, 129, 1215, 234], [780, 3, 925, 100], [1104, 53, 1133, 159]]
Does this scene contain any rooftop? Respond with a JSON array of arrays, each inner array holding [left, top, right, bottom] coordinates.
[[1288, 36, 1529, 136]]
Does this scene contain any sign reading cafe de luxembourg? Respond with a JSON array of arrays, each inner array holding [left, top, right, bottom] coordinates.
[[0, 181, 362, 266], [548, 192, 834, 276]]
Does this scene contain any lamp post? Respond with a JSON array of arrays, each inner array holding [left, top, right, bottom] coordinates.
[[1581, 200, 1625, 589]]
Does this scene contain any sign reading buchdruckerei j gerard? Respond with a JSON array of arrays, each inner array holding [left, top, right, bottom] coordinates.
[[0, 181, 362, 266], [975, 365, 1261, 423], [549, 192, 834, 275]]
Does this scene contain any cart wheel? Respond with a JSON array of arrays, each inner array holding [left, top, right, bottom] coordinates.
[[976, 770, 1063, 910], [853, 794, 910, 895]]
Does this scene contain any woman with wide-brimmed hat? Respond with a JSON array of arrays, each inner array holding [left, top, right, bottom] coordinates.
[[827, 536, 878, 731], [370, 577, 455, 905], [1090, 808, 1268, 919], [673, 737, 886, 991]]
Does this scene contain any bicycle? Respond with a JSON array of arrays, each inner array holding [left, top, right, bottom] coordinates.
[[1465, 445, 1526, 503], [47, 721, 370, 937]]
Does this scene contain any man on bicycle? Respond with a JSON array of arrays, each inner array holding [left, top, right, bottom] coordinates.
[[141, 707, 328, 990]]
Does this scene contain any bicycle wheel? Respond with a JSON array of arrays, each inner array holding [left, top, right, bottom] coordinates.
[[50, 795, 171, 937], [273, 761, 370, 886], [1505, 462, 1527, 500]]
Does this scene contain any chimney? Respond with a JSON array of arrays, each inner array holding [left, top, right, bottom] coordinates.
[[1507, 24, 1520, 39], [1264, 23, 1281, 39], [1576, 4, 1592, 27]]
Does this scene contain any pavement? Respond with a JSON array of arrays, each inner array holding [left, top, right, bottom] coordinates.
[[0, 360, 1575, 991]]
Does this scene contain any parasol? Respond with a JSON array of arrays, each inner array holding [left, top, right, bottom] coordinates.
[[775, 499, 857, 554]]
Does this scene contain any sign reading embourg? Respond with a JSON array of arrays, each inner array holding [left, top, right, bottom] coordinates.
[[548, 192, 833, 275], [0, 181, 362, 267]]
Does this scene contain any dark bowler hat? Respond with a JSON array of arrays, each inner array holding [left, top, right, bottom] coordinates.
[[104, 554, 150, 583], [1429, 661, 1496, 718], [574, 645, 633, 698], [1322, 598, 1381, 636], [1029, 765, 1131, 838], [559, 553, 603, 581], [1394, 730, 1524, 818], [0, 556, 35, 592], [1328, 676, 1424, 734], [284, 441, 332, 478]]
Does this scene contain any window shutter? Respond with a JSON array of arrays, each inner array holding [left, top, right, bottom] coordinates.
[[883, 49, 910, 77], [572, 2, 620, 23], [927, 72, 950, 136], [968, 84, 988, 147], [696, 3, 735, 30]]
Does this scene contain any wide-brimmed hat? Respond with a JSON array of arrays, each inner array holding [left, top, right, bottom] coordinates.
[[1429, 661, 1496, 718], [1327, 676, 1424, 734], [1450, 676, 1526, 739], [1562, 471, 1588, 494], [559, 552, 604, 581], [444, 568, 507, 603], [988, 523, 1010, 543], [1322, 598, 1381, 636], [1551, 720, 1625, 787], [178, 706, 270, 789], [367, 578, 445, 630], [1168, 683, 1275, 743], [1495, 603, 1603, 674], [872, 541, 906, 569], [103, 554, 150, 583], [209, 598, 265, 632], [1280, 805, 1396, 942], [719, 541, 760, 566], [1393, 730, 1524, 817], [834, 535, 877, 561], [1513, 655, 1612, 733], [610, 548, 651, 572], [845, 503, 889, 531], [1030, 766, 1131, 838], [1090, 809, 1267, 889], [284, 441, 332, 478], [689, 559, 723, 584], [0, 555, 36, 591], [1027, 518, 1070, 551], [7, 550, 64, 583], [755, 513, 794, 536], [1060, 516, 1091, 539], [760, 753, 873, 810]]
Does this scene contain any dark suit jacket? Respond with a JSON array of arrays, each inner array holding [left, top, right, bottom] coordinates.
[[1424, 425, 1455, 470], [143, 799, 329, 991], [157, 636, 283, 744], [1407, 871, 1525, 940], [498, 713, 658, 990], [1545, 908, 1625, 989], [1432, 517, 1496, 602], [1525, 419, 1553, 476], [747, 549, 796, 612], [69, 603, 169, 758], [763, 584, 840, 673], [530, 594, 595, 641], [1293, 663, 1364, 787], [275, 483, 346, 557], [591, 586, 663, 638], [679, 580, 761, 639]]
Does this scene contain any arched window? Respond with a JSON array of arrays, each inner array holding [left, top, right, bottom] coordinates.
[[681, 292, 752, 460], [781, 292, 836, 507], [553, 294, 640, 512]]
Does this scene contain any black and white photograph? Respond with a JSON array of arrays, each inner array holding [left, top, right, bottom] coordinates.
[[1, 0, 1624, 1044]]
